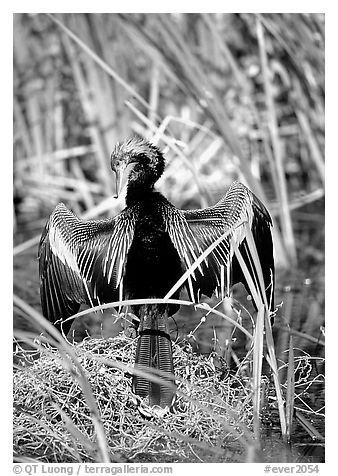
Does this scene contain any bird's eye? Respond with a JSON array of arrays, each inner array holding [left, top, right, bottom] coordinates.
[[135, 153, 149, 164]]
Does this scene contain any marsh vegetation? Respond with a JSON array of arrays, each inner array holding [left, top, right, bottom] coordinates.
[[13, 13, 324, 463]]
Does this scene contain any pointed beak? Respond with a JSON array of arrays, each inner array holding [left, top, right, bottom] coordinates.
[[113, 161, 135, 198], [114, 165, 125, 199]]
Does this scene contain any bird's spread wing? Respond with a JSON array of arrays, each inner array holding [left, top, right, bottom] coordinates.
[[164, 182, 274, 310], [38, 203, 136, 324]]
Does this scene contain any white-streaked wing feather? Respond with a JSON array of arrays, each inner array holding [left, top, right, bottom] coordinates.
[[166, 182, 274, 306], [38, 203, 136, 324]]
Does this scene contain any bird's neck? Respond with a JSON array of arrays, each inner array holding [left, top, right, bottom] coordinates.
[[126, 171, 157, 206]]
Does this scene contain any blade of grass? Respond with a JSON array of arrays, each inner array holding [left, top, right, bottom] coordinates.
[[285, 335, 295, 444], [256, 16, 297, 264], [231, 225, 287, 437], [52, 403, 99, 455], [252, 305, 264, 440], [265, 314, 287, 437], [50, 296, 253, 341], [295, 410, 325, 442], [296, 106, 325, 183], [14, 96, 34, 158], [279, 327, 325, 347], [18, 145, 96, 167], [148, 60, 160, 128], [230, 236, 265, 439]]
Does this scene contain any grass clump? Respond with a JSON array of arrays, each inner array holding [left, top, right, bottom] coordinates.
[[14, 334, 255, 463]]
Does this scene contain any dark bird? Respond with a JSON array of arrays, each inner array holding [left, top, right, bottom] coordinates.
[[38, 137, 274, 408]]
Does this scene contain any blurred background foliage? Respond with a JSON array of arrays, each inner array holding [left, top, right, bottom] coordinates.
[[13, 13, 324, 358]]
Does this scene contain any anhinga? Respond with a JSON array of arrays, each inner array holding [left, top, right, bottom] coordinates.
[[38, 137, 274, 408]]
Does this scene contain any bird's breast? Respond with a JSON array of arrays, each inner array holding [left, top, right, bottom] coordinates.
[[124, 204, 182, 299]]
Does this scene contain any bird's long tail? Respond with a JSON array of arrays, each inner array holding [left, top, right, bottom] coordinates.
[[132, 306, 176, 407]]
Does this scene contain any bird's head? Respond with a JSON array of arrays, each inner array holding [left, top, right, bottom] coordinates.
[[110, 137, 165, 198]]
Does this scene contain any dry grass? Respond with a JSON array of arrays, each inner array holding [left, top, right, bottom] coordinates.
[[13, 289, 325, 463], [14, 335, 256, 463]]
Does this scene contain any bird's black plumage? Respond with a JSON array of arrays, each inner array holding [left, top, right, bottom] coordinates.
[[38, 137, 275, 408]]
